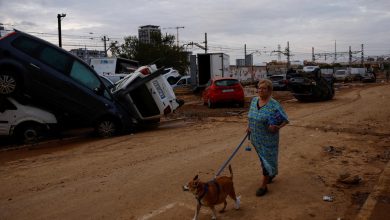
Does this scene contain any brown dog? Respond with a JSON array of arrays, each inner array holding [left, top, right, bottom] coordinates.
[[183, 165, 240, 220]]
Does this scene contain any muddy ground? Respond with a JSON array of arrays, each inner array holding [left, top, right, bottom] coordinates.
[[0, 82, 389, 220]]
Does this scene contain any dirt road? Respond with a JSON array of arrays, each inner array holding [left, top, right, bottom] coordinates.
[[1, 84, 389, 220]]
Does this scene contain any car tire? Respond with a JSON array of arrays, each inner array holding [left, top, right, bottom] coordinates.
[[0, 71, 19, 96], [238, 101, 245, 108], [15, 122, 44, 144], [207, 99, 214, 109], [96, 118, 118, 137]]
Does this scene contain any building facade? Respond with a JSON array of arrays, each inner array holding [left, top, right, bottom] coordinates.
[[69, 48, 106, 62], [138, 25, 161, 44], [0, 25, 6, 37]]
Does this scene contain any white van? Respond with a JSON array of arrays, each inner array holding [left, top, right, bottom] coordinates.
[[111, 65, 184, 124], [90, 58, 139, 83]]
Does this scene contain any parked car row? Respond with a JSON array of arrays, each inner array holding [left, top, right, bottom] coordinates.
[[0, 30, 183, 143], [333, 69, 376, 83]]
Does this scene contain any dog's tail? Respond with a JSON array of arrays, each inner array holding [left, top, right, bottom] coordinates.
[[228, 164, 233, 179]]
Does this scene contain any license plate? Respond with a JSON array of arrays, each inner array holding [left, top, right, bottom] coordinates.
[[152, 80, 166, 99], [222, 89, 234, 93]]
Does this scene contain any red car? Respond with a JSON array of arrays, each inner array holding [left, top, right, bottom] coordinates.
[[202, 77, 245, 108]]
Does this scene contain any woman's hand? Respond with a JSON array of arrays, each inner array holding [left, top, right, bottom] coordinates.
[[268, 125, 280, 133], [269, 121, 288, 132]]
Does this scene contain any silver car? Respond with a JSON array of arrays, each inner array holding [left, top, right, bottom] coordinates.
[[334, 70, 352, 82]]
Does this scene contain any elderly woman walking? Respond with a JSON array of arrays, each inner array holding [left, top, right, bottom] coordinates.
[[247, 79, 289, 196]]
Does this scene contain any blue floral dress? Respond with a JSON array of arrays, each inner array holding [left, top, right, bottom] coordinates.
[[248, 97, 289, 176]]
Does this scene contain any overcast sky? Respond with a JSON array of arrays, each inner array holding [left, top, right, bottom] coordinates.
[[1, 0, 390, 64]]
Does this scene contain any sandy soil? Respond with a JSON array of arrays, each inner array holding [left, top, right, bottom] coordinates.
[[0, 83, 389, 220]]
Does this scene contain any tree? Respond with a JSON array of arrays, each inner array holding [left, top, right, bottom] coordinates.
[[109, 33, 189, 74]]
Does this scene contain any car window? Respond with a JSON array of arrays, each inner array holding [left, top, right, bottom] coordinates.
[[11, 36, 41, 57], [0, 99, 17, 112], [176, 79, 185, 85], [167, 76, 180, 85], [39, 46, 72, 73], [69, 60, 110, 98], [215, 79, 239, 86], [100, 76, 113, 88]]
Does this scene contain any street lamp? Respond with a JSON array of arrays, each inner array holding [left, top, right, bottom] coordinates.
[[57, 13, 66, 48]]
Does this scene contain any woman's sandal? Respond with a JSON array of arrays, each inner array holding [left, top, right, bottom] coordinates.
[[256, 187, 268, 197]]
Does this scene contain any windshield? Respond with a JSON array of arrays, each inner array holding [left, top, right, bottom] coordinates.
[[215, 79, 239, 86]]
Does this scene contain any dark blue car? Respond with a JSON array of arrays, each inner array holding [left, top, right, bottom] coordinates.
[[0, 30, 134, 137]]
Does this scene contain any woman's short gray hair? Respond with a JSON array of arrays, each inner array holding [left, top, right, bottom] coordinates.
[[258, 79, 273, 91]]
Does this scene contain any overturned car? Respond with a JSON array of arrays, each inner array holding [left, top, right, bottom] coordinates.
[[0, 30, 183, 138], [288, 66, 335, 102], [111, 65, 184, 127]]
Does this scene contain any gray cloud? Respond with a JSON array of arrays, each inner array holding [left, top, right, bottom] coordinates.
[[1, 0, 389, 63]]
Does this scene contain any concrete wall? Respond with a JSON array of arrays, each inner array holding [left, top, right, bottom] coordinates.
[[229, 66, 267, 82]]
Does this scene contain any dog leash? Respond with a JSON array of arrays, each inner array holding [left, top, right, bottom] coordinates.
[[213, 132, 250, 179]]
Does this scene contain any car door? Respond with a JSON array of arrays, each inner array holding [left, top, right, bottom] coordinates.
[[0, 99, 17, 135], [64, 59, 117, 125]]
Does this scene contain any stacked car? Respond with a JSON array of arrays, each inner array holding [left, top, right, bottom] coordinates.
[[0, 30, 183, 142]]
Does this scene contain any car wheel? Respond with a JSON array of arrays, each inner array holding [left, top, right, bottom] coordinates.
[[207, 99, 214, 108], [15, 123, 44, 144], [0, 71, 18, 96], [96, 119, 117, 137]]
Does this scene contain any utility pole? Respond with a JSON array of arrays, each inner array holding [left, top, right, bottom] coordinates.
[[183, 33, 208, 54], [349, 46, 352, 67], [334, 40, 337, 63], [204, 33, 208, 53], [277, 44, 281, 61], [286, 41, 290, 69], [244, 44, 247, 65], [162, 26, 184, 47], [312, 47, 315, 62], [271, 41, 291, 69], [361, 44, 364, 67], [102, 36, 110, 57], [57, 13, 66, 48], [175, 26, 184, 47]]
